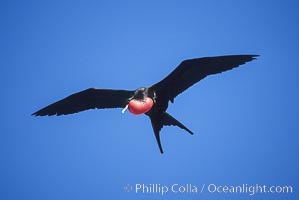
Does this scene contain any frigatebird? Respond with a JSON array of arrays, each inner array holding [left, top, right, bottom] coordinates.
[[33, 55, 258, 153]]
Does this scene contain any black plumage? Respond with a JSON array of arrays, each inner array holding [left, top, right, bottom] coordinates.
[[33, 55, 259, 153]]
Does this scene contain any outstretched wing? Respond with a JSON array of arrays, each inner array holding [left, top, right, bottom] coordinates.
[[32, 88, 135, 116], [151, 55, 259, 103]]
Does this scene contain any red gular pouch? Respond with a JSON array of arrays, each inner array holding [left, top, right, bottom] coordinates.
[[128, 97, 154, 115]]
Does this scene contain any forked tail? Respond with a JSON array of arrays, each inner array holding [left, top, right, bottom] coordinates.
[[148, 111, 193, 153]]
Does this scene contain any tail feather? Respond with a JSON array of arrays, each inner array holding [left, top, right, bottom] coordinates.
[[162, 112, 194, 135], [148, 111, 193, 154]]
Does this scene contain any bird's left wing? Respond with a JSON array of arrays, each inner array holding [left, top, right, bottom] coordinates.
[[151, 55, 258, 103], [32, 88, 135, 116]]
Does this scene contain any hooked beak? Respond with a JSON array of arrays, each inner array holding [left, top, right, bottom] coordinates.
[[122, 104, 129, 113]]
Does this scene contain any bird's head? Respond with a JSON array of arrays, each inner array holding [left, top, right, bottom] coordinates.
[[121, 87, 154, 115], [133, 87, 147, 99]]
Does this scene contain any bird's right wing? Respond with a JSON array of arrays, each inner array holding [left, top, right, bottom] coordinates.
[[32, 88, 135, 116]]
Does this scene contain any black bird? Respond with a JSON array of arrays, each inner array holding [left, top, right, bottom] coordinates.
[[33, 55, 258, 153]]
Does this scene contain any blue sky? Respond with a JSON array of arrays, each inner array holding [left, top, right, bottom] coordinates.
[[0, 0, 298, 199]]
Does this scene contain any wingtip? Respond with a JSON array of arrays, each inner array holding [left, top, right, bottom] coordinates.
[[240, 54, 259, 62], [244, 54, 259, 60], [31, 111, 53, 117], [31, 112, 38, 116], [31, 109, 45, 116]]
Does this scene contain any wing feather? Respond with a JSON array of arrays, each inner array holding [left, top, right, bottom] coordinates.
[[151, 55, 259, 102], [32, 88, 134, 116]]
